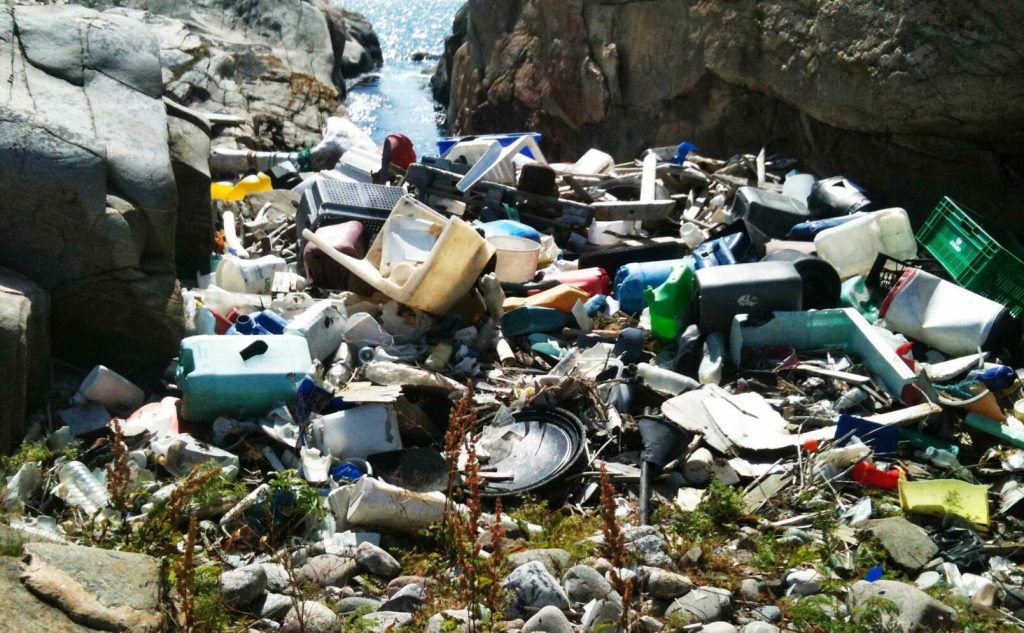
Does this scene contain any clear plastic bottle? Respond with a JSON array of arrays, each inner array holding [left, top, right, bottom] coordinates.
[[57, 461, 109, 515], [924, 447, 973, 481], [425, 342, 454, 371]]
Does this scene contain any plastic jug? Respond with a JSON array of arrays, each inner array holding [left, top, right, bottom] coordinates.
[[302, 222, 368, 291], [695, 261, 804, 333], [194, 285, 271, 316], [539, 268, 610, 297], [480, 220, 542, 243], [227, 310, 288, 336], [504, 285, 590, 313], [502, 307, 573, 337], [614, 259, 689, 314], [763, 250, 841, 310], [312, 405, 403, 461], [177, 335, 314, 422], [644, 265, 696, 341], [814, 208, 917, 279], [727, 187, 817, 250], [692, 233, 753, 269], [808, 176, 872, 216], [215, 255, 289, 294], [211, 173, 272, 202], [284, 300, 348, 362]]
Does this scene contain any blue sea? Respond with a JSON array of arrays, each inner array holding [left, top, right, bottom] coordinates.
[[337, 0, 465, 158]]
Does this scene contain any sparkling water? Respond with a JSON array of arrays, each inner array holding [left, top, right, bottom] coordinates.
[[338, 0, 464, 157]]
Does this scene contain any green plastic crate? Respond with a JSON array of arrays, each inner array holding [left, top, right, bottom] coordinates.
[[916, 197, 1024, 317]]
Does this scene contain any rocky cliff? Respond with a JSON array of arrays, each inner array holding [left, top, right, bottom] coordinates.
[[444, 0, 1024, 220]]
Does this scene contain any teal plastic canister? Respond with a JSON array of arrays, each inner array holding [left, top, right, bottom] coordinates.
[[177, 335, 314, 422]]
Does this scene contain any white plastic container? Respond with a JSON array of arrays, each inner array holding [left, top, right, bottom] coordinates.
[[568, 148, 615, 175], [215, 255, 288, 294], [637, 363, 700, 396], [284, 300, 348, 361], [487, 236, 541, 283], [813, 208, 917, 279], [73, 365, 145, 411], [150, 434, 241, 479], [345, 477, 446, 533], [312, 404, 403, 461], [194, 285, 271, 315]]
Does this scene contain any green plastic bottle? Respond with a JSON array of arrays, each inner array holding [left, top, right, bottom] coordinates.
[[644, 265, 696, 341]]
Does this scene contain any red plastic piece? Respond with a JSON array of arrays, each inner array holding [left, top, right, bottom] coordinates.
[[851, 461, 902, 490], [538, 267, 610, 297]]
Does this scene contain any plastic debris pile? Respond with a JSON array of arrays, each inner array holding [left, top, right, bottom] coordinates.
[[6, 123, 1024, 632]]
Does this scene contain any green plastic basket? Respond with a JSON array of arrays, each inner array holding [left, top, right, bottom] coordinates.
[[916, 197, 1024, 317]]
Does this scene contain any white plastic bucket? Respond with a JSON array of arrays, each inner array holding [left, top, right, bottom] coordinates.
[[215, 255, 288, 294], [487, 236, 541, 283]]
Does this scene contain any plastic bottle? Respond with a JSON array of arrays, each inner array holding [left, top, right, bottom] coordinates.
[[698, 332, 725, 385], [222, 211, 248, 257], [72, 365, 145, 411], [924, 447, 973, 481], [644, 265, 695, 341], [228, 310, 289, 335], [501, 306, 573, 337], [679, 223, 705, 250], [215, 255, 288, 294], [195, 285, 271, 316], [57, 461, 109, 515], [614, 259, 688, 314], [851, 461, 902, 490], [210, 172, 272, 202], [425, 342, 454, 371], [636, 363, 700, 396]]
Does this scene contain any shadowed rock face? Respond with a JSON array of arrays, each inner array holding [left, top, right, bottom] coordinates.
[[445, 0, 1024, 223]]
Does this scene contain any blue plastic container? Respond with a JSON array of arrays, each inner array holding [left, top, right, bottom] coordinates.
[[692, 233, 754, 270], [479, 220, 542, 243], [613, 259, 690, 314], [227, 310, 289, 335], [436, 132, 543, 159], [177, 335, 314, 422], [502, 307, 573, 337], [787, 215, 861, 241]]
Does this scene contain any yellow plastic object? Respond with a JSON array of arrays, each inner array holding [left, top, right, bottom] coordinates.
[[302, 195, 495, 316], [211, 173, 272, 202], [898, 479, 990, 526], [503, 285, 590, 313]]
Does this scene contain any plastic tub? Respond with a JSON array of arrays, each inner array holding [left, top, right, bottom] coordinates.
[[814, 208, 917, 279], [487, 236, 541, 284], [177, 335, 314, 422]]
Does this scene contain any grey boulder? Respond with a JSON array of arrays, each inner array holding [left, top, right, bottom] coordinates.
[[848, 580, 959, 632], [504, 561, 571, 618], [523, 604, 574, 633]]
